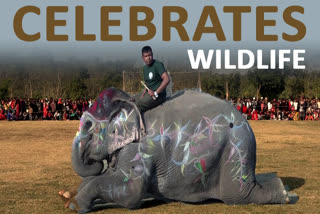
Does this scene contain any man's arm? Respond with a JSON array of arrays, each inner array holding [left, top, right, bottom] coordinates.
[[148, 72, 170, 97], [156, 72, 170, 94]]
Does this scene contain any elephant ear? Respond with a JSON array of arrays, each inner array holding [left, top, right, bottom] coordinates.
[[87, 88, 145, 154], [107, 103, 142, 154]]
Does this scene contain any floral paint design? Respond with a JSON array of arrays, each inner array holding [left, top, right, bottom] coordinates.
[[99, 108, 250, 193], [142, 112, 249, 190]]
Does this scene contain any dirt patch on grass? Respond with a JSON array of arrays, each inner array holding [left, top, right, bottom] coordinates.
[[0, 121, 319, 213]]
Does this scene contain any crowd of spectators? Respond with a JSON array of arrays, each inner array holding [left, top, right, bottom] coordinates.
[[1, 96, 320, 121], [230, 97, 320, 121], [0, 98, 94, 121]]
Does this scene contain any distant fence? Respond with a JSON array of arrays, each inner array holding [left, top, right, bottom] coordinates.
[[122, 71, 202, 95]]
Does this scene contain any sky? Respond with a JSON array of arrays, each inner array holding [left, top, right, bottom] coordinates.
[[0, 0, 319, 66]]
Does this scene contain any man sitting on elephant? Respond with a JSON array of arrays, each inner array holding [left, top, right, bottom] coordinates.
[[133, 46, 170, 112]]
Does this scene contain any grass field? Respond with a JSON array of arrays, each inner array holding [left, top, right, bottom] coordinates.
[[0, 121, 319, 214]]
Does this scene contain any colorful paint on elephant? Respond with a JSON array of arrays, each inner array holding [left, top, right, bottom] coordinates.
[[104, 109, 142, 153], [140, 112, 249, 190], [111, 111, 249, 191]]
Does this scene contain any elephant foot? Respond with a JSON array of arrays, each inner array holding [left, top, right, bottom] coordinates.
[[284, 185, 299, 204]]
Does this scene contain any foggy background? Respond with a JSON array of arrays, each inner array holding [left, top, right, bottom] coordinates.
[[0, 0, 319, 68]]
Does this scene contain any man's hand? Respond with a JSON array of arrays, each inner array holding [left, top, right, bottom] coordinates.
[[148, 89, 155, 97], [140, 82, 156, 100]]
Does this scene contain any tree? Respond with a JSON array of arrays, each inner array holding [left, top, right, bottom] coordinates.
[[228, 72, 241, 98], [67, 68, 90, 99], [304, 71, 320, 98], [0, 80, 10, 99], [201, 73, 225, 98], [248, 69, 285, 99], [70, 79, 87, 99], [239, 75, 256, 98], [280, 75, 304, 99]]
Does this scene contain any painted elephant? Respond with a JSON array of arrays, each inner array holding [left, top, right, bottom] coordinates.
[[66, 88, 291, 213]]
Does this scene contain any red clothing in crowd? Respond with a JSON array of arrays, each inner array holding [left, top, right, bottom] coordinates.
[[242, 105, 247, 114], [10, 100, 15, 109], [0, 109, 5, 120], [252, 110, 258, 120], [72, 103, 77, 110], [305, 115, 314, 120], [43, 102, 48, 118], [58, 98, 63, 105], [63, 112, 68, 120], [48, 111, 53, 119], [15, 101, 20, 119]]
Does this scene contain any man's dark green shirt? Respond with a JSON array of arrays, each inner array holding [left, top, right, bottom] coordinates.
[[143, 59, 166, 95]]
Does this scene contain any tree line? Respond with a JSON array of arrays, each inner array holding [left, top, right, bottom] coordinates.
[[0, 61, 320, 100], [200, 69, 320, 99]]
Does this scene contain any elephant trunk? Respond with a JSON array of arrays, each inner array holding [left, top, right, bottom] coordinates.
[[71, 137, 103, 177]]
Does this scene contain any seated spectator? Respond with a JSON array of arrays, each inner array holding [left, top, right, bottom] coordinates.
[[54, 111, 60, 120], [0, 109, 5, 120], [260, 111, 265, 120], [252, 109, 258, 120], [72, 101, 77, 111], [264, 111, 271, 120], [7, 110, 16, 121], [48, 111, 54, 120], [246, 110, 252, 120], [70, 109, 77, 120], [236, 98, 241, 112], [288, 111, 294, 121], [305, 113, 314, 121], [293, 112, 300, 121], [283, 111, 289, 120], [277, 109, 282, 120], [242, 104, 247, 115], [76, 109, 81, 119], [23, 111, 28, 120], [63, 110, 69, 121], [28, 106, 33, 120], [270, 112, 276, 120], [57, 98, 63, 111], [313, 110, 319, 121], [43, 101, 49, 119]]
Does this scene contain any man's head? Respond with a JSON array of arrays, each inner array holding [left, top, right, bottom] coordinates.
[[142, 46, 153, 66]]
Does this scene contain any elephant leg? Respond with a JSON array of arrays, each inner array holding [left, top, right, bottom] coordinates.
[[70, 171, 147, 213], [246, 174, 289, 204], [217, 162, 288, 204]]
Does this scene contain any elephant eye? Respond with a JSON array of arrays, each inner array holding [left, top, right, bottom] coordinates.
[[83, 118, 95, 132], [85, 121, 92, 128]]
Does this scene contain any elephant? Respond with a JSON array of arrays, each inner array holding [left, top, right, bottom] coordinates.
[[64, 88, 294, 213]]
